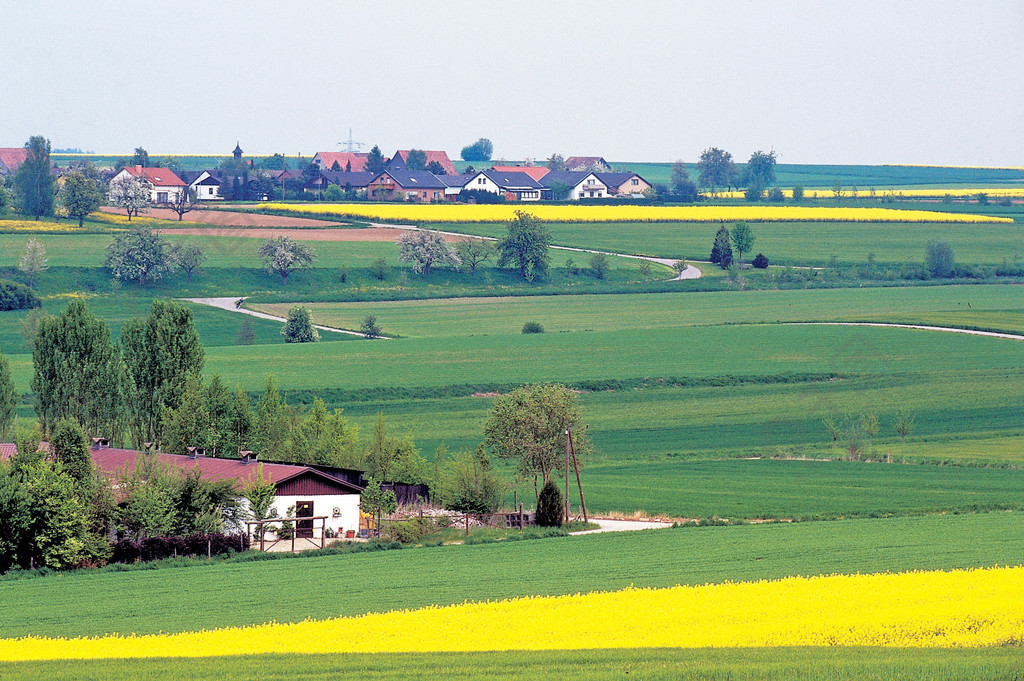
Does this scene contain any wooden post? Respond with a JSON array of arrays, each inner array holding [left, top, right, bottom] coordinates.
[[565, 428, 571, 522], [465, 515, 470, 536], [569, 428, 588, 523]]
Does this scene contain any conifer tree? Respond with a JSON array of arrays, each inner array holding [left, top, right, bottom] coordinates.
[[710, 224, 733, 269], [536, 478, 564, 527]]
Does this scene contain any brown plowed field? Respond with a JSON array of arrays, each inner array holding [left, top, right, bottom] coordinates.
[[100, 206, 345, 227]]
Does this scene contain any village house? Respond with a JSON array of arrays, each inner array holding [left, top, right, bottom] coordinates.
[[387, 150, 457, 176], [564, 156, 611, 172], [178, 170, 223, 201], [303, 170, 376, 197], [88, 444, 365, 540], [463, 169, 545, 201], [0, 148, 29, 176], [111, 165, 186, 204], [367, 169, 446, 202], [312, 151, 369, 173]]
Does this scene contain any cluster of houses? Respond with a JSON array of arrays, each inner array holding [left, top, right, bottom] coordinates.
[[2, 144, 652, 205]]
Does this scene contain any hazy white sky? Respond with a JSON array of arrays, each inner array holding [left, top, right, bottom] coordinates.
[[2, 0, 1022, 165]]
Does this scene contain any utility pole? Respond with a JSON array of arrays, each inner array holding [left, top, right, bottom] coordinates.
[[565, 428, 571, 522]]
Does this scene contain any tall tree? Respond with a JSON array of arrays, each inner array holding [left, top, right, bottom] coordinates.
[[49, 417, 93, 485], [257, 236, 316, 285], [105, 227, 174, 285], [106, 174, 150, 221], [163, 186, 199, 221], [131, 147, 150, 167], [17, 237, 48, 288], [58, 171, 104, 227], [483, 383, 591, 495], [21, 459, 89, 569], [460, 138, 493, 162], [730, 221, 755, 266], [225, 386, 257, 455], [670, 161, 699, 202], [281, 305, 320, 343], [497, 211, 552, 281], [397, 229, 461, 275], [546, 154, 566, 171], [0, 352, 16, 440], [710, 223, 733, 269], [695, 147, 737, 195], [365, 145, 386, 174], [32, 299, 122, 438], [13, 136, 55, 220], [121, 300, 205, 448], [255, 376, 290, 459], [454, 238, 494, 274], [0, 465, 32, 572], [405, 149, 427, 171], [160, 374, 212, 455], [745, 149, 778, 188]]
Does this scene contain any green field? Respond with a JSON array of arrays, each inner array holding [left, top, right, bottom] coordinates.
[[1, 512, 1020, 639], [5, 647, 1021, 681], [435, 219, 1024, 267]]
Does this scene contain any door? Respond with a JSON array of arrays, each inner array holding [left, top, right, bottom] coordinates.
[[296, 500, 314, 538]]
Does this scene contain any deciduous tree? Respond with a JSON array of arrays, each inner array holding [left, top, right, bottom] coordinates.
[[455, 238, 494, 274], [695, 147, 736, 195], [281, 305, 320, 343], [397, 229, 461, 275], [435, 444, 505, 514], [121, 300, 205, 448], [0, 352, 16, 440], [546, 154, 566, 171], [105, 227, 174, 285], [497, 211, 551, 281], [926, 240, 954, 278], [169, 241, 207, 283], [164, 186, 199, 221], [405, 149, 427, 171], [32, 300, 122, 438], [744, 149, 777, 188], [730, 222, 755, 266], [13, 136, 55, 220], [49, 417, 93, 485], [460, 138, 493, 162], [17, 237, 48, 288], [107, 174, 150, 221], [257, 236, 315, 285], [58, 171, 103, 227]]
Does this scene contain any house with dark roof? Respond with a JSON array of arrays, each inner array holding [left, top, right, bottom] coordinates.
[[595, 172, 651, 197], [565, 156, 611, 172], [438, 173, 474, 199], [111, 166, 186, 204], [387, 150, 457, 176], [178, 170, 223, 201], [463, 169, 545, 201], [312, 151, 369, 173], [303, 170, 376, 197], [0, 148, 29, 176], [89, 444, 364, 539], [367, 170, 446, 202]]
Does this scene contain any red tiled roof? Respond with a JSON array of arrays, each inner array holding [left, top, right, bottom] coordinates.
[[0, 441, 51, 461], [394, 150, 457, 176], [314, 152, 368, 172], [491, 165, 550, 182], [0, 148, 29, 174], [90, 447, 362, 493], [122, 166, 186, 187]]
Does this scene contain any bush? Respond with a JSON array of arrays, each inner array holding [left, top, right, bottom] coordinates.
[[361, 315, 383, 339], [744, 183, 764, 202], [0, 279, 41, 311], [522, 321, 544, 334], [111, 533, 249, 563], [369, 258, 389, 280], [536, 478, 564, 527], [926, 240, 955, 278], [767, 187, 784, 202], [752, 253, 770, 269], [589, 253, 609, 279], [564, 257, 580, 275], [791, 185, 804, 201], [281, 305, 320, 343]]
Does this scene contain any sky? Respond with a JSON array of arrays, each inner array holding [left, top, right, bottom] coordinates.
[[2, 0, 1022, 166]]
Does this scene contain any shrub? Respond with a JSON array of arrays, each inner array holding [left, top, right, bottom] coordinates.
[[0, 279, 41, 311], [369, 258, 389, 280], [564, 257, 580, 276], [361, 315, 383, 339], [522, 321, 544, 334], [338, 266, 347, 283], [752, 253, 770, 269], [589, 253, 609, 279], [637, 260, 651, 277], [926, 240, 955, 278], [744, 183, 764, 202], [767, 187, 784, 202], [791, 185, 804, 201], [536, 478, 564, 527], [111, 533, 249, 563], [281, 306, 320, 343]]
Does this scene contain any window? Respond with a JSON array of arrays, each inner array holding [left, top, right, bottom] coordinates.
[[157, 192, 168, 203], [208, 187, 214, 195], [586, 178, 594, 185], [631, 178, 639, 185]]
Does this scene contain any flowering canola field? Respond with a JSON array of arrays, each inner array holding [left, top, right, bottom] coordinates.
[[262, 203, 1012, 224], [2, 566, 1021, 661]]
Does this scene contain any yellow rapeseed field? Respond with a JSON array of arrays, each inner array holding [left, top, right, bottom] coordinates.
[[261, 203, 1012, 224], [719, 188, 1024, 199], [2, 567, 1021, 661], [0, 220, 78, 233]]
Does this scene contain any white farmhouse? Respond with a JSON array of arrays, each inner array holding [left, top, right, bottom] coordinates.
[[111, 166, 186, 204]]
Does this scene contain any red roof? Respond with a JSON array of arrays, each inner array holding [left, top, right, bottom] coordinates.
[[313, 152, 368, 172], [394, 150, 457, 175], [491, 165, 550, 182], [0, 441, 51, 461], [90, 447, 362, 493], [122, 166, 186, 187], [0, 148, 29, 174]]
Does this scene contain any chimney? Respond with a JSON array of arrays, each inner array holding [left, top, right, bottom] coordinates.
[[91, 437, 109, 450], [143, 442, 154, 454], [187, 446, 206, 460], [240, 450, 253, 465]]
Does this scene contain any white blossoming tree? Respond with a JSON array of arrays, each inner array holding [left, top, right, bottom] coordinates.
[[17, 237, 49, 288], [397, 229, 461, 275], [107, 175, 150, 221]]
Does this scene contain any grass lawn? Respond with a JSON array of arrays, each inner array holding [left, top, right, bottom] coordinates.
[[5, 647, 1021, 681], [0, 512, 1020, 639]]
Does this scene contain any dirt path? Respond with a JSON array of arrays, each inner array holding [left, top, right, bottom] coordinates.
[[786, 321, 1024, 341], [100, 206, 347, 227], [182, 297, 383, 338], [569, 518, 674, 535]]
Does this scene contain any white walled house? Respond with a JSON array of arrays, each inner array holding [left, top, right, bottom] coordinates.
[[463, 169, 544, 201], [90, 447, 364, 541], [111, 166, 186, 204], [180, 170, 223, 200]]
